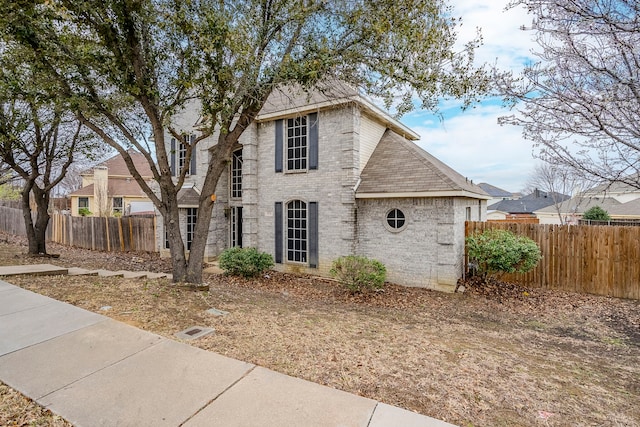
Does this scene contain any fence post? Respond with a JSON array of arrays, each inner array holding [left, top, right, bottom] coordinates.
[[128, 217, 134, 251], [118, 217, 124, 251], [105, 216, 110, 252]]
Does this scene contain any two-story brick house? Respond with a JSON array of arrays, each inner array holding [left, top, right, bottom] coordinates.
[[162, 85, 489, 291]]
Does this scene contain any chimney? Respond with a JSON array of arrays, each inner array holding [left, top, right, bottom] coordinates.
[[93, 166, 109, 217]]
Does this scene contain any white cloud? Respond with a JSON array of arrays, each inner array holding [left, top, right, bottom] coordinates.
[[405, 102, 537, 192], [452, 0, 537, 70], [398, 0, 541, 193]]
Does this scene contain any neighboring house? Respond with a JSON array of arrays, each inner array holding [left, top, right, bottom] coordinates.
[[535, 180, 640, 224], [162, 84, 489, 291], [478, 182, 514, 207], [487, 189, 570, 221], [68, 150, 154, 217]]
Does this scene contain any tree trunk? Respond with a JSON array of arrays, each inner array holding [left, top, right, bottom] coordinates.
[[184, 143, 230, 284], [21, 182, 52, 255], [32, 186, 50, 254], [21, 182, 38, 254], [159, 177, 189, 282]]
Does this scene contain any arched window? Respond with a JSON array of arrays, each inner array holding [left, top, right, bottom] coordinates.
[[286, 200, 307, 262]]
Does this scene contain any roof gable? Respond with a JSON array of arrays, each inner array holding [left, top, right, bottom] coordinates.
[[256, 83, 419, 141], [83, 149, 153, 178], [356, 130, 488, 198], [68, 179, 148, 198]]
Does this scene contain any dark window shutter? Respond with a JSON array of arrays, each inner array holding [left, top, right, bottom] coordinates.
[[308, 112, 318, 170], [274, 202, 283, 263], [170, 138, 176, 176], [190, 135, 197, 175], [275, 119, 283, 173], [308, 202, 318, 268]]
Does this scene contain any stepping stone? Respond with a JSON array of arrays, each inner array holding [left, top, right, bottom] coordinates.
[[96, 270, 125, 278], [0, 264, 68, 277], [68, 268, 99, 276], [145, 272, 170, 279], [206, 308, 229, 316], [121, 271, 150, 279]]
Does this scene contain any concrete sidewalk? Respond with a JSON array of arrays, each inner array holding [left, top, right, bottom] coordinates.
[[0, 280, 456, 427]]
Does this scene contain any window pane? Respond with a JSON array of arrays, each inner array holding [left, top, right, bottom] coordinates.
[[286, 116, 307, 171], [231, 149, 242, 199], [286, 200, 307, 263], [386, 209, 406, 230]]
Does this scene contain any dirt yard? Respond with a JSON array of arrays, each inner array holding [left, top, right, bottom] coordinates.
[[1, 232, 639, 427]]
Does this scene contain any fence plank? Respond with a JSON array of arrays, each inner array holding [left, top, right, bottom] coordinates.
[[465, 221, 640, 300]]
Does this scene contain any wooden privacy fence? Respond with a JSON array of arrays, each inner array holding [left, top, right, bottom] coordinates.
[[47, 214, 157, 253], [465, 221, 640, 300], [0, 205, 26, 236], [0, 205, 157, 253]]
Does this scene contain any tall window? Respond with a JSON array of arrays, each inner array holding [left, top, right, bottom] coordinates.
[[231, 149, 242, 199], [78, 197, 89, 214], [286, 116, 307, 171], [178, 140, 187, 172], [171, 134, 196, 176], [286, 200, 307, 263], [112, 197, 123, 215], [186, 208, 197, 251], [230, 206, 243, 248]]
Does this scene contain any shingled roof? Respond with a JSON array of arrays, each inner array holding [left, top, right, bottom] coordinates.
[[82, 149, 154, 178], [356, 130, 489, 199], [256, 82, 419, 141], [177, 187, 200, 207], [478, 182, 513, 198], [69, 179, 148, 198]]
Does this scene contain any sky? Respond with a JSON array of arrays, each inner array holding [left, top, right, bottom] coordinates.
[[401, 0, 539, 193]]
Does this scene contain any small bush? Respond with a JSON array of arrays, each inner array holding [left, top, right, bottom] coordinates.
[[582, 206, 610, 221], [78, 207, 92, 217], [219, 247, 274, 278], [330, 256, 386, 293], [466, 229, 541, 280]]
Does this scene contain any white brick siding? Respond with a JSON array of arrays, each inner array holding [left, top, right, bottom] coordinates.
[[254, 105, 360, 276], [356, 197, 486, 291]]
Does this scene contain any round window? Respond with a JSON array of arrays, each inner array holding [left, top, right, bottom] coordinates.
[[386, 208, 406, 231]]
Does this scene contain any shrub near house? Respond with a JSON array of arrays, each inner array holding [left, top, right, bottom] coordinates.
[[466, 229, 541, 280], [219, 247, 274, 278], [330, 256, 386, 293]]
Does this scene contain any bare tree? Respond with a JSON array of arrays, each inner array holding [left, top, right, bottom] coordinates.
[[0, 46, 99, 254], [497, 0, 640, 189], [0, 99, 97, 254], [525, 163, 593, 224]]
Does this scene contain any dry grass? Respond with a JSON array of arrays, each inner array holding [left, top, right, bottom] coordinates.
[[1, 234, 639, 427], [0, 382, 71, 427]]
